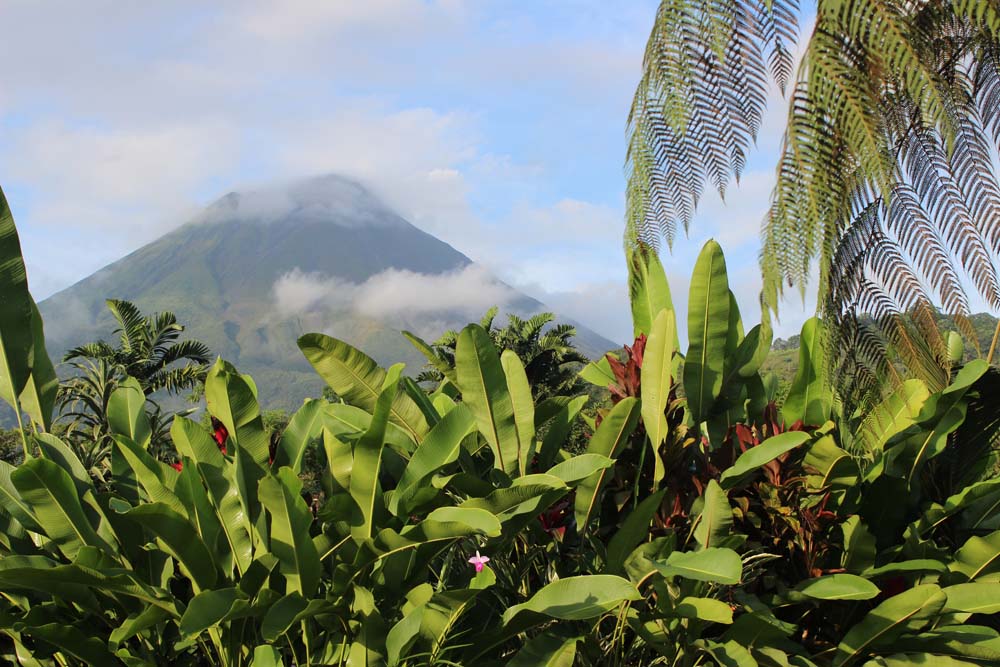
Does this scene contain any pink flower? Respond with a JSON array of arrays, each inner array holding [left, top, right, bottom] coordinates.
[[468, 550, 490, 573]]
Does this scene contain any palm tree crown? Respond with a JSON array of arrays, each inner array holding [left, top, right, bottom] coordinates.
[[63, 299, 211, 395]]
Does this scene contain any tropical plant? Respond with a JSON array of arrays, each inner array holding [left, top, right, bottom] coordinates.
[[405, 307, 590, 401], [63, 298, 211, 396], [0, 186, 58, 459], [626, 0, 1000, 403], [56, 300, 211, 469]]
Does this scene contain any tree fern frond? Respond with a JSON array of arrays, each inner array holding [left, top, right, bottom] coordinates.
[[626, 0, 800, 247]]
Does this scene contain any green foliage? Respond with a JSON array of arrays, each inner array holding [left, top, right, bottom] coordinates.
[[626, 0, 1000, 406], [56, 299, 211, 475], [407, 308, 590, 402], [2, 184, 1000, 666], [63, 299, 211, 396]]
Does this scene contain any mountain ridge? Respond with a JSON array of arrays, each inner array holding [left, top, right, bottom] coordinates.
[[38, 175, 617, 411]]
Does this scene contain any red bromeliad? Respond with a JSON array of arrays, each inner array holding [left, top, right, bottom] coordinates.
[[605, 335, 645, 405]]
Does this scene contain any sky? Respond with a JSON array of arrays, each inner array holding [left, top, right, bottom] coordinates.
[[1, 0, 817, 346]]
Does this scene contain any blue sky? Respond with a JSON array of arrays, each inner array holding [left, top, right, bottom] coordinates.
[[1, 0, 816, 345]]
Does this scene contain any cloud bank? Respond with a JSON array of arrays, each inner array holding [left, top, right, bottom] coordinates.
[[272, 264, 516, 319]]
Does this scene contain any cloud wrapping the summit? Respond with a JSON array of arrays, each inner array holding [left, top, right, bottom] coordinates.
[[272, 264, 515, 319]]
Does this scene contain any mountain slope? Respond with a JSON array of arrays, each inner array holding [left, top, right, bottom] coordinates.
[[39, 175, 617, 410]]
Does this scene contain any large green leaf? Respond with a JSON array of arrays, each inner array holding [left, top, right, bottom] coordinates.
[[943, 582, 1000, 614], [536, 395, 587, 471], [0, 460, 40, 531], [171, 417, 253, 575], [684, 239, 730, 423], [606, 489, 666, 574], [803, 434, 859, 491], [386, 606, 424, 666], [109, 605, 171, 648], [914, 480, 1000, 537], [502, 575, 641, 625], [258, 467, 321, 597], [628, 245, 677, 343], [422, 506, 501, 537], [112, 435, 187, 515], [507, 632, 580, 667], [179, 588, 251, 638], [389, 403, 474, 516], [32, 432, 114, 545], [0, 186, 36, 426], [875, 654, 990, 667], [461, 475, 568, 517], [16, 299, 57, 431], [731, 322, 771, 379], [250, 646, 283, 667], [834, 584, 947, 666], [674, 597, 734, 624], [260, 593, 330, 642], [350, 364, 401, 541], [655, 547, 742, 584], [501, 350, 536, 475], [298, 333, 429, 441], [858, 379, 930, 452], [900, 360, 989, 485], [271, 398, 324, 473], [107, 377, 151, 447], [720, 431, 811, 490], [204, 358, 269, 465], [642, 309, 675, 483], [693, 480, 733, 549], [574, 397, 641, 532], [173, 463, 226, 576], [546, 454, 614, 485], [781, 317, 832, 427], [796, 574, 880, 601], [454, 324, 521, 476], [0, 561, 174, 612], [17, 621, 121, 665], [841, 515, 878, 573], [579, 356, 616, 388], [11, 458, 111, 560], [323, 402, 417, 454], [700, 640, 758, 667], [123, 502, 218, 591], [949, 530, 1000, 581], [419, 582, 492, 660]]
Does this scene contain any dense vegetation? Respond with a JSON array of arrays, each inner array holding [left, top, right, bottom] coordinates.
[[2, 176, 1000, 664]]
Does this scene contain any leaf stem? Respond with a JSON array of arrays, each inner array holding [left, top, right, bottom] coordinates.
[[0, 344, 30, 459], [987, 317, 1000, 366]]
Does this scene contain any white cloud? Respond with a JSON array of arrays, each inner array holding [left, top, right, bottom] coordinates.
[[272, 269, 355, 316], [272, 264, 515, 319], [522, 279, 632, 346], [239, 0, 467, 43], [356, 265, 515, 318], [10, 120, 237, 235]]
